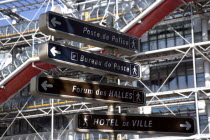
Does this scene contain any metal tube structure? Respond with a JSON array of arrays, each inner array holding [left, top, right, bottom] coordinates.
[[1, 0, 210, 139], [191, 3, 200, 137], [127, 40, 210, 59], [0, 0, 19, 5], [51, 99, 54, 140], [120, 0, 165, 32], [0, 57, 40, 87], [115, 0, 119, 20]]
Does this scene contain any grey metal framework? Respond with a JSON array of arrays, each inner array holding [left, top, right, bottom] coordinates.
[[0, 0, 210, 140]]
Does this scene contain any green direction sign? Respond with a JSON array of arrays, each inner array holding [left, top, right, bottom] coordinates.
[[30, 76, 145, 105]]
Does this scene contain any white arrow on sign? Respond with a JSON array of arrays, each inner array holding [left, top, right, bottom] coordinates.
[[51, 17, 61, 27], [41, 81, 53, 90], [180, 121, 191, 130], [50, 47, 61, 56]]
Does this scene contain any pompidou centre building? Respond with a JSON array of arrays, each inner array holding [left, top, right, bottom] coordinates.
[[0, 0, 210, 139]]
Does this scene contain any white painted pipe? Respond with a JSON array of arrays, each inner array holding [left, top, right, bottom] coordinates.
[[0, 57, 39, 87], [0, 0, 19, 5], [150, 101, 195, 108], [130, 134, 209, 140], [73, 0, 98, 6], [126, 40, 210, 58], [120, 0, 165, 33], [147, 87, 210, 97]]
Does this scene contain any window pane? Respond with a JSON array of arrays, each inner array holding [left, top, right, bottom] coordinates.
[[140, 80, 151, 93], [187, 75, 194, 88], [177, 64, 187, 89], [197, 73, 205, 87], [141, 42, 149, 52], [194, 33, 202, 43], [184, 34, 191, 44], [186, 61, 194, 88], [158, 39, 166, 49], [150, 40, 157, 50], [167, 37, 175, 47], [158, 66, 168, 91], [178, 75, 187, 89], [150, 67, 158, 92], [176, 36, 184, 46], [0, 53, 5, 60], [168, 64, 177, 90]]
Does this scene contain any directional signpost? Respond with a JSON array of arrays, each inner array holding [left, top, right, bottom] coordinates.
[[76, 113, 196, 135], [35, 11, 197, 137], [39, 11, 139, 55], [39, 42, 141, 81], [30, 76, 145, 105]]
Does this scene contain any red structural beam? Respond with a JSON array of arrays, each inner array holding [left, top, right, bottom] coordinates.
[[0, 0, 196, 105], [0, 62, 55, 105], [126, 0, 196, 38]]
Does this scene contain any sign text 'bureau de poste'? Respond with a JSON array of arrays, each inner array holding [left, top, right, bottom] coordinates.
[[30, 76, 145, 105], [39, 42, 141, 81], [39, 11, 138, 55]]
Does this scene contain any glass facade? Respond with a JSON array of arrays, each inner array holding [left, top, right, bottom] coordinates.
[[141, 60, 205, 93], [152, 104, 196, 114], [1, 0, 210, 139], [140, 20, 202, 52]]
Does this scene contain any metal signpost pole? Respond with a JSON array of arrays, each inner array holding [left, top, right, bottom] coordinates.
[[106, 46, 118, 140], [106, 16, 118, 140], [33, 10, 198, 138], [108, 104, 118, 140], [51, 98, 54, 140], [50, 35, 55, 140]]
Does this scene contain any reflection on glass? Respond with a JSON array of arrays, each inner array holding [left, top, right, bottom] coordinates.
[[187, 61, 194, 88], [150, 40, 157, 50], [90, 9, 98, 19], [98, 8, 106, 17], [150, 67, 158, 92], [142, 61, 205, 93], [8, 64, 15, 73], [184, 34, 191, 44], [194, 33, 202, 43], [168, 65, 177, 90], [116, 18, 126, 29], [178, 75, 187, 89], [123, 12, 134, 23], [167, 37, 175, 47], [187, 75, 194, 88], [0, 45, 39, 82], [141, 42, 149, 52], [158, 39, 166, 49], [177, 64, 187, 89], [175, 36, 184, 46], [197, 73, 205, 87], [159, 66, 168, 92]]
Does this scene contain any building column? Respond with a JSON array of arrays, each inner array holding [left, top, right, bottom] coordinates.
[[132, 81, 140, 139], [202, 16, 208, 42], [202, 16, 210, 87], [206, 103, 210, 133], [202, 15, 210, 134], [204, 61, 210, 87]]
